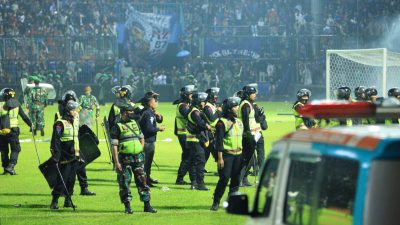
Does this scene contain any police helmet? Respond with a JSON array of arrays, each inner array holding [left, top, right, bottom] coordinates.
[[191, 92, 208, 107], [118, 86, 131, 98], [222, 96, 241, 114], [65, 100, 80, 112], [365, 87, 378, 98], [337, 86, 351, 100], [388, 87, 400, 98], [180, 85, 195, 99], [354, 86, 366, 99], [117, 99, 135, 112], [296, 88, 311, 100], [1, 88, 16, 101], [233, 90, 244, 99], [206, 87, 220, 102], [61, 90, 77, 102], [242, 83, 258, 96]]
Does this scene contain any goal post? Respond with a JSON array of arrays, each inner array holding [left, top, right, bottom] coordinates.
[[326, 48, 400, 99]]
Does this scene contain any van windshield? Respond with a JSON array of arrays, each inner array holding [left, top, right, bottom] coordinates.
[[253, 158, 280, 217], [284, 154, 359, 225]]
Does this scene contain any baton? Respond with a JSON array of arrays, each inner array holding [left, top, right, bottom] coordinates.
[[95, 117, 99, 137], [31, 127, 41, 164], [152, 159, 160, 171], [55, 163, 76, 211], [101, 122, 113, 164]]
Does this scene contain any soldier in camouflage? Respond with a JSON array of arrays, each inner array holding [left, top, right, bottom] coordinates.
[[78, 86, 100, 130], [27, 76, 48, 136], [110, 101, 157, 214]]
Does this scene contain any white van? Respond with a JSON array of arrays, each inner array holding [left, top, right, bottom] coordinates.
[[226, 125, 400, 225]]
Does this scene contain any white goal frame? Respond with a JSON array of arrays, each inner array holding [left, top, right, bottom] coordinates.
[[326, 48, 400, 99]]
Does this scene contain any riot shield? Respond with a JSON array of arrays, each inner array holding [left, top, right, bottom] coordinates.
[[38, 158, 58, 189], [102, 116, 114, 164], [79, 131, 101, 166]]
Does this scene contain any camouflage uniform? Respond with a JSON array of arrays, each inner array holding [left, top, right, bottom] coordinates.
[[78, 94, 99, 129], [28, 86, 48, 132]]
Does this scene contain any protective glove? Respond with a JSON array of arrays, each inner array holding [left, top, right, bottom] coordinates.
[[244, 131, 254, 140], [0, 128, 11, 135]]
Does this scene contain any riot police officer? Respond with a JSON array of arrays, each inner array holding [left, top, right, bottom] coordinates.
[[211, 97, 243, 211], [110, 101, 157, 214], [50, 100, 81, 209], [0, 88, 32, 175], [203, 87, 222, 163], [238, 84, 263, 186], [186, 92, 212, 190], [354, 86, 367, 101], [366, 87, 378, 103], [335, 86, 353, 126], [174, 85, 195, 185], [386, 88, 400, 124], [57, 90, 96, 196], [108, 86, 139, 130], [365, 87, 379, 124], [293, 88, 315, 130]]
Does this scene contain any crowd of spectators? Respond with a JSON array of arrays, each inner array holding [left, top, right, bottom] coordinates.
[[0, 0, 399, 99]]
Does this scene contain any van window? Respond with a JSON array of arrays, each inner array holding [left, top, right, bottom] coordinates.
[[284, 154, 359, 225], [254, 158, 280, 217]]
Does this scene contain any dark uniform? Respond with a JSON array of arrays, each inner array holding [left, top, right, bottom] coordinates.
[[186, 92, 211, 190], [58, 90, 95, 196], [385, 88, 400, 125], [352, 86, 367, 125], [111, 103, 156, 214], [203, 87, 222, 163], [139, 91, 164, 187], [0, 88, 32, 175], [211, 97, 243, 211], [50, 101, 80, 209], [174, 85, 195, 185], [238, 84, 262, 186]]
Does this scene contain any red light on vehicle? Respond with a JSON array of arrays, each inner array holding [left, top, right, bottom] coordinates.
[[298, 101, 376, 118]]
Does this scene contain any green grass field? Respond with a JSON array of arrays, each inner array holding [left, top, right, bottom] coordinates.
[[0, 102, 295, 225]]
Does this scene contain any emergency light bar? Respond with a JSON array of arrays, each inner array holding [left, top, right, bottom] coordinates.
[[298, 99, 400, 119]]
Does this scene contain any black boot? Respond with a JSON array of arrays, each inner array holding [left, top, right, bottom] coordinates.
[[64, 198, 77, 208], [124, 202, 133, 214], [210, 200, 220, 211], [50, 196, 59, 209], [80, 188, 96, 196], [5, 164, 16, 175], [144, 201, 157, 213], [40, 129, 45, 136], [190, 181, 198, 190], [175, 179, 189, 185], [196, 182, 210, 191]]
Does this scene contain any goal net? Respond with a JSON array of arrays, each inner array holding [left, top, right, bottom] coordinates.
[[326, 48, 400, 99]]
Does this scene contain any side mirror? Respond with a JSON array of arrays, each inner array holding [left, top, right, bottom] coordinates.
[[225, 192, 249, 215]]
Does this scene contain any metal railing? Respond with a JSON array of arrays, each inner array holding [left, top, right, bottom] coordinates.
[[0, 36, 118, 61]]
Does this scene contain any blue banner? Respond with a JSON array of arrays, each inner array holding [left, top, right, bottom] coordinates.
[[204, 38, 263, 59], [124, 5, 179, 66]]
